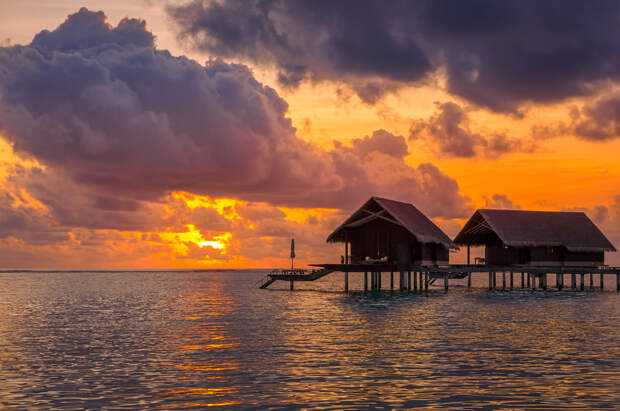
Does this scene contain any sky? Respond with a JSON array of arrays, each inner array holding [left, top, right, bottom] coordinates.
[[0, 0, 618, 269]]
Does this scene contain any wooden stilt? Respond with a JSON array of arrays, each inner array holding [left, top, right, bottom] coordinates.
[[589, 273, 593, 290], [344, 271, 348, 292], [290, 280, 294, 290], [413, 270, 418, 291], [419, 271, 423, 291], [378, 272, 382, 290], [493, 272, 497, 289], [521, 272, 525, 288], [527, 272, 531, 288], [489, 272, 493, 290], [571, 274, 576, 290], [557, 273, 563, 291], [390, 271, 394, 290], [532, 273, 536, 290], [425, 271, 429, 291], [600, 273, 604, 290], [408, 271, 411, 291], [510, 271, 514, 290], [502, 271, 506, 290], [580, 273, 585, 291], [444, 271, 448, 292], [542, 273, 547, 291], [467, 271, 471, 289], [364, 271, 368, 291]]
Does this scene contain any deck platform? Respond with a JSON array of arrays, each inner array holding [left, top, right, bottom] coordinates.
[[259, 264, 620, 292]]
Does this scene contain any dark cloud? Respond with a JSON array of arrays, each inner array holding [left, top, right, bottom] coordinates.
[[573, 94, 620, 141], [484, 194, 521, 210], [168, 0, 620, 111], [409, 102, 527, 158], [0, 7, 470, 239]]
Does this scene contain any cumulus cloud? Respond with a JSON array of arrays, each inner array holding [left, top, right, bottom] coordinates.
[[484, 194, 521, 210], [409, 102, 528, 158], [0, 8, 469, 216], [573, 94, 620, 141], [168, 0, 620, 111]]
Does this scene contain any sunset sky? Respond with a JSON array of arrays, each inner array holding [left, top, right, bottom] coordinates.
[[0, 0, 618, 268]]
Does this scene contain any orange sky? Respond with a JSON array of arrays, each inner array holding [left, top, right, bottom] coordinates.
[[0, 2, 618, 268]]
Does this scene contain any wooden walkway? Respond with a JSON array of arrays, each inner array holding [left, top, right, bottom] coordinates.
[[259, 264, 620, 292]]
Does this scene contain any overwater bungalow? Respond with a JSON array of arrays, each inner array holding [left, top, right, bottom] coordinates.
[[326, 197, 455, 268], [454, 209, 616, 267]]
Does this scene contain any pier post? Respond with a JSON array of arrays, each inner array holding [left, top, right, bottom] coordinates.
[[589, 273, 593, 290], [571, 274, 576, 290], [290, 280, 294, 290], [413, 271, 418, 291], [408, 271, 412, 291], [467, 272, 471, 289], [425, 271, 429, 291], [493, 272, 497, 289], [580, 273, 584, 291], [419, 271, 423, 291], [502, 271, 506, 290], [510, 271, 514, 290], [542, 273, 547, 291], [489, 271, 493, 290], [378, 272, 382, 290], [600, 273, 604, 290], [532, 273, 536, 290], [521, 272, 525, 288], [444, 271, 448, 292], [399, 271, 404, 290], [527, 272, 531, 288], [390, 272, 394, 290], [557, 273, 563, 291], [344, 271, 349, 292], [364, 271, 368, 291]]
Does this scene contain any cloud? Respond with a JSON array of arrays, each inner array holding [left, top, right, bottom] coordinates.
[[573, 94, 620, 141], [168, 0, 620, 111], [0, 8, 469, 217], [409, 102, 528, 158], [483, 194, 521, 210]]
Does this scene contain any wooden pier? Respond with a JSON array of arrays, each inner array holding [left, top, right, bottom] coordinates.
[[258, 264, 620, 292]]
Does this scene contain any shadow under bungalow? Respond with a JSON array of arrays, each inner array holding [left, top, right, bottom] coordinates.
[[260, 196, 619, 291]]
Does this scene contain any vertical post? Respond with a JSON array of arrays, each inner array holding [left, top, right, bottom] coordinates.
[[444, 271, 448, 292], [589, 273, 593, 290], [542, 273, 547, 291], [399, 271, 404, 290], [364, 271, 368, 291], [493, 272, 497, 289], [489, 271, 493, 290], [290, 280, 294, 290], [616, 273, 619, 292], [419, 271, 423, 290], [580, 273, 584, 291], [378, 272, 382, 290], [413, 271, 418, 291], [557, 273, 563, 291], [344, 271, 349, 292], [532, 273, 536, 290], [510, 271, 514, 290], [521, 272, 525, 288], [527, 272, 531, 288], [467, 271, 471, 289], [502, 271, 506, 290], [390, 271, 394, 290], [407, 271, 411, 291], [571, 273, 576, 290], [425, 271, 429, 291], [467, 244, 471, 265], [344, 237, 348, 265], [600, 273, 604, 290]]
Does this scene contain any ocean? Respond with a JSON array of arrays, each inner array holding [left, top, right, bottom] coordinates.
[[0, 270, 618, 409]]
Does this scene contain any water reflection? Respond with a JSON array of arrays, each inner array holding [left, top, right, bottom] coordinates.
[[0, 270, 618, 409]]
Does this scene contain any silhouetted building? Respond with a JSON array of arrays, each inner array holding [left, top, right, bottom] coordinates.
[[327, 197, 455, 267], [454, 209, 616, 267]]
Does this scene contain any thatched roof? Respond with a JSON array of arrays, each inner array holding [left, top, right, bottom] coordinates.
[[326, 197, 455, 249], [454, 209, 616, 252]]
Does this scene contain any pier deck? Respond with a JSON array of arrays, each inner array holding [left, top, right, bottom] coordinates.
[[259, 264, 620, 292]]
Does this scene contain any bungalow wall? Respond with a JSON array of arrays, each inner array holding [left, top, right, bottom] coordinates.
[[486, 245, 604, 267], [347, 218, 448, 267]]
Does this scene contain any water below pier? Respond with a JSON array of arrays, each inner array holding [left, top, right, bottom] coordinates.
[[0, 270, 619, 409]]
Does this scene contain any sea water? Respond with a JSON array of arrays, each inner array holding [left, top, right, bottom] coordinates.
[[0, 270, 618, 409]]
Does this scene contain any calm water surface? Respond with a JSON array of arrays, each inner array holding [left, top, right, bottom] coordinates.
[[0, 270, 618, 409]]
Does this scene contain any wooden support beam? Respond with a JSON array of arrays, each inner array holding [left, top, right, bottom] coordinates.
[[378, 272, 382, 290], [542, 273, 547, 291], [413, 270, 418, 291], [364, 271, 368, 291], [290, 280, 294, 290], [467, 272, 471, 289], [390, 271, 394, 290], [510, 271, 514, 290], [344, 271, 348, 292], [521, 272, 525, 288], [502, 271, 506, 291], [467, 244, 471, 265], [600, 273, 604, 290], [425, 271, 429, 291], [527, 272, 531, 288], [589, 273, 593, 290], [493, 271, 497, 289], [489, 272, 493, 291], [557, 273, 563, 291], [407, 271, 411, 291], [571, 274, 576, 290], [444, 271, 448, 292], [580, 273, 585, 291], [419, 271, 423, 291], [532, 273, 536, 290]]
